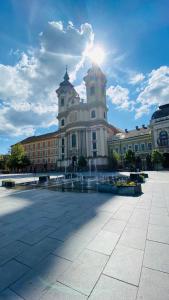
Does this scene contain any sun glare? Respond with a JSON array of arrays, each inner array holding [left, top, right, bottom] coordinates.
[[87, 46, 105, 65]]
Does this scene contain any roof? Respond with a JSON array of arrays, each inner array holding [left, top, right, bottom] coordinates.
[[110, 126, 151, 141], [19, 131, 59, 144], [151, 104, 169, 120]]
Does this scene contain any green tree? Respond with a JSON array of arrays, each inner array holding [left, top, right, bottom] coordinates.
[[0, 155, 9, 171], [78, 156, 87, 169], [125, 149, 135, 170], [108, 150, 120, 170], [8, 144, 30, 172], [151, 150, 163, 170]]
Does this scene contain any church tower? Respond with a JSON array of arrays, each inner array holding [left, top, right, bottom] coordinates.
[[83, 63, 107, 121], [56, 68, 80, 129]]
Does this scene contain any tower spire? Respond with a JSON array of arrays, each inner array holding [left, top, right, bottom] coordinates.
[[64, 65, 69, 81]]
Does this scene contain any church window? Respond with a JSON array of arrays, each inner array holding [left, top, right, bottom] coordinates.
[[91, 110, 96, 118], [93, 151, 97, 158], [62, 138, 64, 146], [61, 98, 64, 106], [92, 131, 96, 140], [72, 134, 76, 148], [158, 131, 168, 146], [61, 119, 65, 126], [90, 86, 95, 95], [93, 142, 97, 150]]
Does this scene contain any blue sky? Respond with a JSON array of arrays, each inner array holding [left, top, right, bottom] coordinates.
[[0, 0, 169, 153]]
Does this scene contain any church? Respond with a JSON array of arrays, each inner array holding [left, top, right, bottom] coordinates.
[[19, 64, 120, 171], [18, 64, 169, 171]]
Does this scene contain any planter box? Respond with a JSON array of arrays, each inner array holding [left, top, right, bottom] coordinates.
[[130, 173, 145, 183], [39, 176, 50, 183], [98, 183, 118, 194], [98, 183, 142, 196], [2, 180, 15, 188], [117, 184, 142, 196], [140, 173, 148, 178]]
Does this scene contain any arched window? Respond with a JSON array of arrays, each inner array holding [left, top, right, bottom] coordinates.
[[61, 98, 64, 106], [91, 110, 96, 118], [158, 131, 168, 146], [90, 86, 95, 95], [61, 119, 65, 126], [72, 134, 76, 148]]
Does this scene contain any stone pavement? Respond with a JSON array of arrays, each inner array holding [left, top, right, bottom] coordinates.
[[0, 171, 169, 299]]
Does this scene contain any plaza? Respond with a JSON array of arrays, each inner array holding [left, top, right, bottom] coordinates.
[[0, 171, 169, 299]]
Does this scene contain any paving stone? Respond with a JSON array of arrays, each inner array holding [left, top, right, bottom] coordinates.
[[40, 282, 87, 300], [128, 209, 149, 229], [52, 234, 93, 261], [11, 254, 71, 300], [16, 237, 63, 267], [149, 214, 169, 227], [148, 224, 169, 244], [49, 223, 78, 241], [150, 206, 168, 216], [0, 260, 29, 292], [144, 240, 169, 273], [118, 226, 147, 250], [0, 241, 31, 266], [19, 225, 56, 245], [87, 230, 119, 255], [103, 245, 144, 286], [102, 218, 127, 234], [137, 267, 169, 300], [58, 249, 108, 296], [0, 289, 24, 299], [113, 207, 134, 221], [89, 274, 137, 300]]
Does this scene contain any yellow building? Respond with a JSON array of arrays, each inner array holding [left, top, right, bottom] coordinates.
[[108, 125, 152, 170]]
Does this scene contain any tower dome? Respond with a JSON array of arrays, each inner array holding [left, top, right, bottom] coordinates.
[[151, 103, 169, 120]]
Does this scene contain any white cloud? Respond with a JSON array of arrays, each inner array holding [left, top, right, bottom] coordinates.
[[136, 66, 169, 117], [135, 105, 150, 119], [107, 85, 134, 110], [0, 21, 94, 137], [129, 73, 145, 85]]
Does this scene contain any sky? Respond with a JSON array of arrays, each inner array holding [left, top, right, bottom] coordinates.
[[0, 0, 169, 153]]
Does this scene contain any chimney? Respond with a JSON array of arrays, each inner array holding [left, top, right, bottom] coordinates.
[[125, 129, 128, 133], [136, 126, 139, 130]]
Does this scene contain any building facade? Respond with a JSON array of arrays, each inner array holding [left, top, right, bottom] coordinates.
[[108, 126, 152, 170], [18, 65, 169, 171]]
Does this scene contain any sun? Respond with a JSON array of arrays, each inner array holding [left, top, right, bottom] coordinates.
[[87, 46, 105, 65]]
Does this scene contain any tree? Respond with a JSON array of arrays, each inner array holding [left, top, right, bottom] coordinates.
[[78, 156, 87, 169], [0, 155, 9, 171], [146, 154, 152, 170], [7, 144, 30, 172], [151, 150, 163, 170], [125, 150, 135, 170], [108, 150, 120, 170]]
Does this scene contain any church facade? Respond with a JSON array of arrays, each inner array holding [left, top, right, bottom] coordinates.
[[19, 65, 120, 171]]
